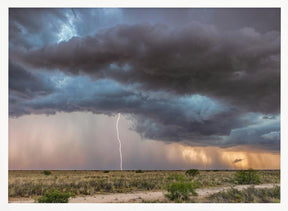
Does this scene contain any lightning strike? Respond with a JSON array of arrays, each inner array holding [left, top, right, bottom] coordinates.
[[116, 113, 123, 170]]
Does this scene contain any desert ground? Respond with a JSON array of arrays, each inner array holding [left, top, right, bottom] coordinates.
[[8, 170, 280, 203]]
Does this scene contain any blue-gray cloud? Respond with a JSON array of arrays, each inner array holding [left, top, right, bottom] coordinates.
[[9, 8, 280, 49], [13, 21, 280, 114], [261, 131, 280, 141], [8, 68, 279, 151], [9, 61, 54, 116], [9, 8, 71, 48], [10, 71, 242, 140], [8, 8, 280, 151], [224, 114, 280, 151]]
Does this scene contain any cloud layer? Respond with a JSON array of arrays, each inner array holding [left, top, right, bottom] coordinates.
[[13, 22, 280, 114], [9, 8, 280, 152]]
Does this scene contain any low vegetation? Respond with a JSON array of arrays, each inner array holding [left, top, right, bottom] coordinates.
[[167, 173, 187, 182], [234, 168, 261, 185], [9, 170, 279, 200], [205, 186, 280, 203], [43, 170, 52, 176], [37, 189, 72, 203], [185, 169, 200, 177], [165, 172, 200, 202], [165, 180, 199, 201]]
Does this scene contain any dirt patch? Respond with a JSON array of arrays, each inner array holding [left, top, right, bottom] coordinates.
[[70, 191, 164, 203], [196, 183, 277, 197], [9, 197, 34, 203], [9, 183, 279, 203]]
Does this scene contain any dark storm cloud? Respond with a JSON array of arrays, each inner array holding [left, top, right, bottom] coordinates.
[[123, 8, 280, 33], [9, 8, 71, 48], [130, 110, 241, 142], [9, 8, 125, 48], [9, 8, 280, 49], [9, 61, 53, 97], [261, 131, 280, 141], [13, 22, 280, 114], [233, 158, 243, 164], [8, 8, 280, 151], [207, 8, 280, 33], [9, 62, 54, 116], [225, 115, 280, 151], [131, 112, 281, 151], [8, 70, 279, 150], [8, 70, 249, 147]]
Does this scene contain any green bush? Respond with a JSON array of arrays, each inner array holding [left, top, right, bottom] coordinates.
[[103, 170, 110, 173], [234, 168, 261, 184], [185, 169, 200, 177], [167, 174, 187, 182], [37, 190, 71, 203], [165, 181, 198, 201], [135, 170, 144, 173], [43, 170, 52, 176]]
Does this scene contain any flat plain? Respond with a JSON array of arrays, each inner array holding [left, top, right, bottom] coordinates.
[[8, 170, 280, 203]]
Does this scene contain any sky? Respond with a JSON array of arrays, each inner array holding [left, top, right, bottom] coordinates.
[[8, 8, 280, 170]]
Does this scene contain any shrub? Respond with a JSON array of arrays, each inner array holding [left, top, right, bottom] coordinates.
[[269, 185, 280, 199], [103, 170, 110, 173], [165, 181, 198, 201], [167, 174, 187, 182], [135, 170, 144, 173], [185, 169, 200, 177], [43, 170, 52, 176], [37, 190, 71, 203], [207, 186, 280, 203], [139, 181, 156, 190], [234, 168, 261, 184]]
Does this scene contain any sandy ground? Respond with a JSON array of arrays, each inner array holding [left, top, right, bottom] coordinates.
[[9, 183, 279, 203]]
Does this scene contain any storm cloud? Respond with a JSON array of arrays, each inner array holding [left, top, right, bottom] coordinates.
[[8, 8, 280, 152], [9, 61, 54, 116], [13, 22, 280, 114], [9, 72, 243, 144], [233, 158, 243, 164], [261, 131, 280, 141]]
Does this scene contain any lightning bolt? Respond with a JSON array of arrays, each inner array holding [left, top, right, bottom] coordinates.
[[116, 113, 123, 170]]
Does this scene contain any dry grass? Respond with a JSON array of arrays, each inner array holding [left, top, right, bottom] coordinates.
[[8, 170, 280, 199], [202, 185, 280, 203]]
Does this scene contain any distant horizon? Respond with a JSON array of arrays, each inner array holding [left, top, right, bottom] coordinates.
[[8, 168, 281, 171]]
